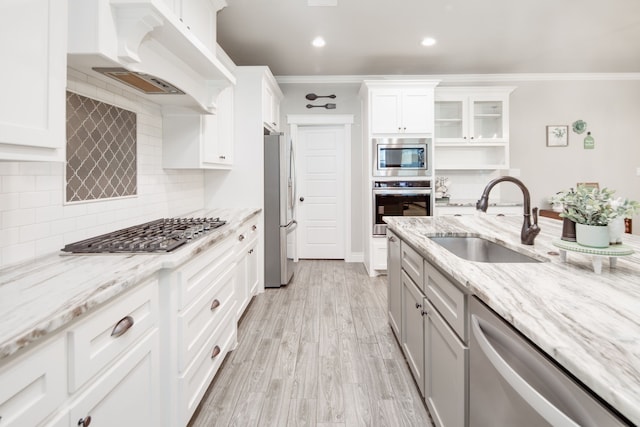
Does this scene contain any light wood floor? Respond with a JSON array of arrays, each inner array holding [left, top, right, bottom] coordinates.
[[188, 260, 433, 427]]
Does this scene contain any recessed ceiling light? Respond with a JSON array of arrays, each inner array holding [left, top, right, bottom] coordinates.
[[421, 37, 437, 47], [312, 37, 326, 48]]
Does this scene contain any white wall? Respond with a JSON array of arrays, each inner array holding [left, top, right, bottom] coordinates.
[[278, 82, 364, 253], [0, 69, 205, 268]]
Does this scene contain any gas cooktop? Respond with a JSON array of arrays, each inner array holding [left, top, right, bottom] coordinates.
[[61, 217, 226, 254]]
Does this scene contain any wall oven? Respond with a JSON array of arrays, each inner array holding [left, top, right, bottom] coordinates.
[[373, 137, 431, 177], [373, 180, 432, 235]]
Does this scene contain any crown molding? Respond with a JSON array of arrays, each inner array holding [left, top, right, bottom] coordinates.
[[275, 73, 640, 85]]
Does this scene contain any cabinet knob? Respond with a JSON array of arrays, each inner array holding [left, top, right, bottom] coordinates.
[[248, 248, 253, 254], [211, 299, 220, 311], [238, 234, 245, 241], [272, 122, 277, 126], [299, 196, 305, 202], [219, 155, 226, 160], [421, 310, 428, 317], [211, 345, 221, 359], [251, 225, 257, 231], [111, 316, 134, 338], [415, 302, 422, 309], [78, 416, 92, 426], [388, 236, 396, 242]]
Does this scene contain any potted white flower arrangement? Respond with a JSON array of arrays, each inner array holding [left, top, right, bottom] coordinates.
[[551, 186, 639, 248]]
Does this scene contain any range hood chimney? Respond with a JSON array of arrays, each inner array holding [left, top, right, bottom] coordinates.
[[68, 0, 235, 114]]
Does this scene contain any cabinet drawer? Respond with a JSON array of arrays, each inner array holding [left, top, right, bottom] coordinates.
[[401, 241, 424, 286], [0, 336, 66, 427], [176, 236, 235, 309], [68, 329, 160, 427], [425, 262, 467, 342], [177, 264, 236, 372], [178, 304, 237, 425], [67, 279, 158, 392]]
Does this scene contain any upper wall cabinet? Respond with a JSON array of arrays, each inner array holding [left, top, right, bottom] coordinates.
[[0, 0, 67, 162], [262, 73, 283, 132], [367, 83, 438, 135], [163, 85, 234, 169], [434, 86, 515, 170], [163, 0, 224, 54]]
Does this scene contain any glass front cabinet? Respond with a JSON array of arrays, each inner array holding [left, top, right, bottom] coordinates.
[[433, 87, 515, 170]]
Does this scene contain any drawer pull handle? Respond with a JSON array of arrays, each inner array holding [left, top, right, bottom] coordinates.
[[211, 299, 221, 310], [238, 234, 245, 241], [111, 316, 134, 338], [211, 345, 221, 359], [78, 416, 92, 426], [251, 225, 257, 231], [415, 302, 422, 309]]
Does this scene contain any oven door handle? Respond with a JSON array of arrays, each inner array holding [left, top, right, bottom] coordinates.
[[373, 189, 432, 196]]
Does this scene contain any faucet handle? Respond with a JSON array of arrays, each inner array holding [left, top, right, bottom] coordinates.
[[532, 207, 539, 225]]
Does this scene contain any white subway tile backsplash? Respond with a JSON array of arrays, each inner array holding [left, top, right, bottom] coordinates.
[[19, 162, 51, 176], [2, 175, 36, 193], [0, 193, 20, 212], [36, 176, 63, 192], [19, 192, 51, 209], [36, 205, 64, 223], [20, 222, 50, 243], [35, 235, 64, 257], [2, 241, 35, 266], [3, 209, 35, 228]]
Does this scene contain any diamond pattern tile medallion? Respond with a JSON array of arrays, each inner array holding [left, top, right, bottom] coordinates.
[[66, 91, 137, 202]]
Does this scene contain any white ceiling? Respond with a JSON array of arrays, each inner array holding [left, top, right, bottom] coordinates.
[[216, 0, 640, 77]]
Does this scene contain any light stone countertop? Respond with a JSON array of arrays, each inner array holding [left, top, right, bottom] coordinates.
[[384, 215, 640, 426], [0, 208, 260, 361]]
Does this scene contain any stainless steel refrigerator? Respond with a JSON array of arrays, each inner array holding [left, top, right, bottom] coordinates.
[[264, 132, 297, 287]]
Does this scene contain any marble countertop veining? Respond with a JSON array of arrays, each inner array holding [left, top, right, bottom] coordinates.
[[384, 215, 640, 426], [0, 208, 260, 361]]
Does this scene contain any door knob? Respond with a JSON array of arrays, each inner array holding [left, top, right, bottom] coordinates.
[[299, 196, 304, 202]]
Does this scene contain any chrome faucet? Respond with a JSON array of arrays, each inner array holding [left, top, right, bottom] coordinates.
[[476, 176, 541, 245]]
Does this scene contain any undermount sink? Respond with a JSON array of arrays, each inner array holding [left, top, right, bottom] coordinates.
[[429, 236, 543, 263]]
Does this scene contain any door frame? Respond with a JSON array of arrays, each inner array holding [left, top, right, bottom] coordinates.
[[287, 114, 355, 261]]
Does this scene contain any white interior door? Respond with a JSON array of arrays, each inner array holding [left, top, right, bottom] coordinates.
[[296, 126, 345, 259]]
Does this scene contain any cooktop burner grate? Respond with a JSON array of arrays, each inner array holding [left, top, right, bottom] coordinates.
[[61, 217, 226, 253]]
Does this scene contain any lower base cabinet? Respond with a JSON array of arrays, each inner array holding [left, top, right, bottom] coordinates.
[[68, 330, 160, 427], [425, 302, 468, 427], [390, 236, 469, 427], [401, 271, 425, 396], [387, 230, 402, 338]]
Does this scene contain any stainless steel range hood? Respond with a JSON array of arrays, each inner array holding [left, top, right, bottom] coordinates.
[[68, 0, 235, 114]]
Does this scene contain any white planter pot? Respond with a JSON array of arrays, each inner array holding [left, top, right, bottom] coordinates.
[[608, 217, 625, 245], [575, 223, 610, 248]]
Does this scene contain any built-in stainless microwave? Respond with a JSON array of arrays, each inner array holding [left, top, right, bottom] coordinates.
[[373, 137, 431, 177]]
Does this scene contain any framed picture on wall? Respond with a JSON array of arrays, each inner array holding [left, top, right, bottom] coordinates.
[[546, 125, 569, 147]]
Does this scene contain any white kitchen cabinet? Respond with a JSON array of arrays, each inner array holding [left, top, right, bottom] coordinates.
[[370, 88, 435, 134], [234, 217, 259, 320], [163, 85, 234, 169], [434, 87, 515, 170], [0, 0, 67, 162], [262, 74, 283, 132], [68, 330, 160, 427], [372, 237, 388, 270], [401, 270, 426, 396], [386, 230, 402, 338], [0, 336, 66, 427], [66, 279, 160, 427], [160, 232, 239, 427]]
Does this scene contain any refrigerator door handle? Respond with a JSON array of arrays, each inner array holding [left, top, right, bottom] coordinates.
[[282, 219, 298, 230]]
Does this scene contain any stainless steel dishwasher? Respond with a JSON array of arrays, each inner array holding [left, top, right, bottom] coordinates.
[[469, 297, 630, 427]]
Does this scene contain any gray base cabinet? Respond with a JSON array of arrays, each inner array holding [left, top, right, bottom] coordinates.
[[388, 235, 469, 427], [387, 230, 402, 338], [425, 301, 468, 427], [401, 271, 426, 396]]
